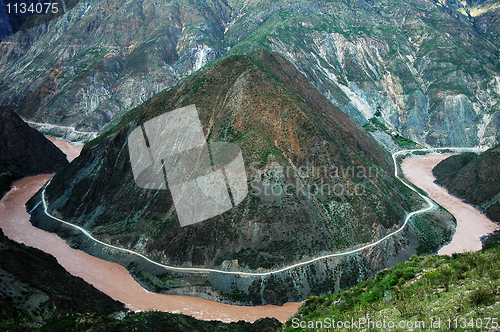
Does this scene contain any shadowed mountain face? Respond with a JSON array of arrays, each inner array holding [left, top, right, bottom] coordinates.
[[0, 229, 124, 327], [0, 106, 68, 196], [433, 144, 500, 223], [0, 0, 499, 147], [40, 50, 422, 275]]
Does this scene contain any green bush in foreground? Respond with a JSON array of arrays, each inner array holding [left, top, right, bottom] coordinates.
[[283, 247, 500, 331]]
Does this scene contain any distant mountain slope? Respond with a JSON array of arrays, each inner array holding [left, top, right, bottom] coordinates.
[[28, 49, 454, 304], [433, 144, 500, 223], [0, 0, 231, 130], [0, 0, 499, 146], [0, 106, 68, 196]]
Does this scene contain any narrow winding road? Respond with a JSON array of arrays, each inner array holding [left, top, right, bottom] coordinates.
[[39, 146, 486, 276]]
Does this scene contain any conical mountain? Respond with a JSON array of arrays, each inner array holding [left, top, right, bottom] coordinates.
[[30, 49, 453, 303]]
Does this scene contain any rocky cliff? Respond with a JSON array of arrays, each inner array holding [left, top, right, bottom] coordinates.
[[27, 50, 454, 304], [1, 0, 499, 146], [433, 144, 500, 223], [0, 106, 68, 196]]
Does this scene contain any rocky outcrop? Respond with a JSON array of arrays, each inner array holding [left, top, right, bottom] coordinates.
[[0, 106, 68, 196]]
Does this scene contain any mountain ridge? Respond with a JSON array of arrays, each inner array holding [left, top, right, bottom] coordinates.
[[1, 0, 499, 146], [433, 143, 500, 223]]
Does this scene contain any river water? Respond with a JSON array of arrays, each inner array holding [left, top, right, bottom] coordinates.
[[1, 141, 497, 323], [401, 154, 498, 255]]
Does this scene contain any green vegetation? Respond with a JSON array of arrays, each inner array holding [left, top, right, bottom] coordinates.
[[284, 247, 500, 331], [221, 287, 261, 304], [392, 134, 418, 149], [369, 117, 389, 132], [366, 115, 419, 148], [362, 123, 377, 132], [410, 208, 455, 255]]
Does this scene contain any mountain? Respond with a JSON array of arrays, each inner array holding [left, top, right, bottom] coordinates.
[[28, 49, 454, 304], [0, 0, 231, 130], [433, 143, 500, 223], [282, 245, 500, 331], [0, 106, 68, 196], [1, 0, 499, 147], [0, 229, 282, 331]]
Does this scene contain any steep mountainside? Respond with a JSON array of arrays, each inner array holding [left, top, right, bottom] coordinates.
[[433, 143, 500, 223], [0, 106, 68, 196], [0, 0, 499, 146], [27, 50, 454, 304], [0, 229, 282, 331], [282, 246, 500, 331]]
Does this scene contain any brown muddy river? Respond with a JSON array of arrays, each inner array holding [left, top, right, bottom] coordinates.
[[0, 137, 300, 323], [401, 153, 498, 255]]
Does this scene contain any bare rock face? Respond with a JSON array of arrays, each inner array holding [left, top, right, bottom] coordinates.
[[0, 106, 68, 195]]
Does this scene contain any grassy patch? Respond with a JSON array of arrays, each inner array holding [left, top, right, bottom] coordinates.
[[393, 134, 418, 149], [363, 123, 377, 132], [369, 117, 389, 132], [283, 247, 500, 331]]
